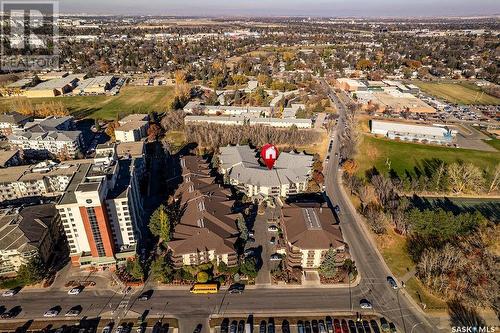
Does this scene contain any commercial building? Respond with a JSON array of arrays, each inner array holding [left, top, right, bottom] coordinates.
[[74, 75, 115, 95], [0, 204, 61, 276], [218, 145, 313, 199], [335, 78, 368, 92], [0, 112, 32, 137], [168, 155, 240, 268], [277, 203, 346, 270], [0, 77, 40, 97], [56, 144, 145, 269], [24, 75, 80, 98], [370, 120, 456, 145]]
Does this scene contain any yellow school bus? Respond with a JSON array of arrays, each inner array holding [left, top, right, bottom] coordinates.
[[190, 283, 219, 294]]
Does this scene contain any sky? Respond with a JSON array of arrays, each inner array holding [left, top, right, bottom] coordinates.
[[60, 0, 500, 17]]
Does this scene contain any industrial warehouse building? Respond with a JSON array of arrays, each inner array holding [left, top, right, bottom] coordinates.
[[370, 120, 456, 145]]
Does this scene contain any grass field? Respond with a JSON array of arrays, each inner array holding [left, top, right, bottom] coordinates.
[[413, 81, 500, 105], [356, 135, 500, 179], [0, 86, 175, 120]]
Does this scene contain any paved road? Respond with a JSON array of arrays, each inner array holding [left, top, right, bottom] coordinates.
[[319, 78, 436, 333]]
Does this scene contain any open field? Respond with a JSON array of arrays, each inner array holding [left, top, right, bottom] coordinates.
[[413, 81, 500, 105], [0, 86, 175, 120], [356, 135, 500, 179]]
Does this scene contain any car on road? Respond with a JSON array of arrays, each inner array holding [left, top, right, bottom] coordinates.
[[228, 283, 245, 294], [387, 276, 398, 289], [360, 299, 373, 309], [65, 306, 82, 317], [333, 205, 341, 214], [248, 230, 255, 238], [267, 225, 278, 232], [192, 324, 202, 333], [138, 290, 153, 301], [102, 325, 112, 333], [2, 289, 19, 297], [1, 306, 22, 318], [269, 236, 276, 245], [44, 308, 60, 317], [68, 286, 84, 295], [269, 253, 282, 261]]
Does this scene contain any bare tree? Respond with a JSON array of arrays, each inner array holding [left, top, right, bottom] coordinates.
[[447, 163, 484, 194]]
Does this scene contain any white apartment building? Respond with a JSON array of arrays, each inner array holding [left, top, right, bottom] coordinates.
[[8, 130, 82, 158], [218, 145, 313, 198]]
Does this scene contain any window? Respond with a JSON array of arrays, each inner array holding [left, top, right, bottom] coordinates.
[[197, 201, 205, 212], [85, 207, 106, 257]]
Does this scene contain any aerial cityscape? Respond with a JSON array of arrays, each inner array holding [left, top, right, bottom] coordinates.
[[0, 1, 499, 333]]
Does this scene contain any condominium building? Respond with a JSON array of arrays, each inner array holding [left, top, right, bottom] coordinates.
[[8, 130, 82, 158], [168, 155, 240, 268], [56, 144, 145, 269], [115, 114, 149, 143], [218, 145, 313, 198], [0, 204, 61, 276], [0, 112, 32, 137], [278, 203, 347, 270]]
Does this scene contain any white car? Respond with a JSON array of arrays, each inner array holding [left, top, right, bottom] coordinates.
[[360, 299, 373, 309], [44, 309, 60, 317], [68, 286, 83, 295], [2, 289, 17, 297], [115, 326, 124, 333], [267, 225, 278, 232]]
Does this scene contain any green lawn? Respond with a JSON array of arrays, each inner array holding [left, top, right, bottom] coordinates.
[[484, 138, 500, 151], [356, 135, 500, 179], [376, 231, 415, 278], [405, 277, 447, 311], [413, 81, 500, 105], [0, 86, 175, 120]]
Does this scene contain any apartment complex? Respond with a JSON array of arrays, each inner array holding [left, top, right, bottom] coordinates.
[[168, 155, 240, 268], [278, 203, 346, 270], [115, 114, 149, 143], [0, 162, 77, 201], [185, 115, 312, 128], [7, 116, 82, 158], [0, 204, 61, 276], [56, 144, 145, 268], [0, 112, 32, 137], [218, 145, 313, 198]]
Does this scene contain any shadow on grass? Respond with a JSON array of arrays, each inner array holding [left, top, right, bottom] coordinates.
[[447, 300, 485, 328]]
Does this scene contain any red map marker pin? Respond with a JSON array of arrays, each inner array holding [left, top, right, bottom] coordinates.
[[261, 144, 279, 170]]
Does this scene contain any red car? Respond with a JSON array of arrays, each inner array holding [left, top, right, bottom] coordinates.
[[333, 319, 342, 333], [341, 320, 349, 333]]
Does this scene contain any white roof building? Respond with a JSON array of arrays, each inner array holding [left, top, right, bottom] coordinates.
[[371, 120, 455, 145]]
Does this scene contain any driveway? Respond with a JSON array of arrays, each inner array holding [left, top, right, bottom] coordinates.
[[252, 205, 281, 286]]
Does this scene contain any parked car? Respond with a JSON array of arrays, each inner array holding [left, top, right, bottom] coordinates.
[[297, 321, 305, 333], [312, 320, 319, 333], [68, 286, 84, 295], [318, 320, 327, 333], [102, 325, 112, 333], [269, 236, 276, 245], [247, 237, 256, 243], [238, 321, 245, 333], [341, 320, 349, 333], [282, 320, 290, 333], [114, 325, 123, 333], [333, 319, 341, 333], [347, 320, 357, 333], [380, 318, 390, 332], [65, 306, 82, 317], [1, 306, 22, 318], [360, 299, 373, 309], [363, 321, 371, 333], [221, 319, 229, 333], [267, 225, 278, 232], [325, 317, 333, 333], [248, 230, 255, 238], [269, 253, 282, 261], [389, 323, 397, 333], [387, 276, 398, 289], [267, 319, 275, 333], [369, 320, 381, 333], [230, 320, 238, 333], [2, 289, 19, 297], [259, 321, 266, 333]]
